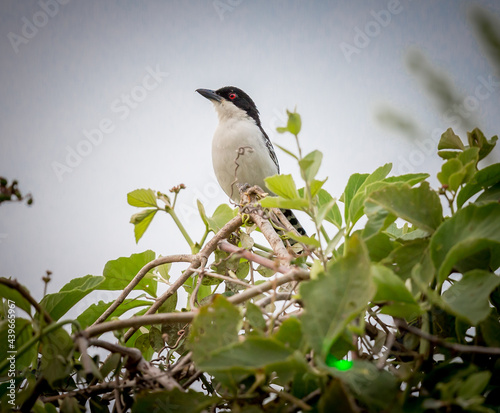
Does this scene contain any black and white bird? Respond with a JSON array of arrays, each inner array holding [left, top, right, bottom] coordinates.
[[196, 86, 306, 237]]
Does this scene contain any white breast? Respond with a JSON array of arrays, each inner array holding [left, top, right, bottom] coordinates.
[[211, 110, 279, 202]]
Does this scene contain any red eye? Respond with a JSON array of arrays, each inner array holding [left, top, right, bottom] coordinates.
[[229, 93, 237, 100]]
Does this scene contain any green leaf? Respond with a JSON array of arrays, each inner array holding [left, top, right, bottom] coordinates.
[[206, 204, 237, 233], [364, 232, 393, 262], [197, 199, 209, 229], [189, 295, 241, 364], [430, 203, 500, 284], [348, 164, 393, 226], [438, 150, 461, 159], [479, 309, 500, 347], [372, 265, 421, 319], [286, 110, 302, 135], [127, 188, 158, 208], [39, 327, 74, 386], [476, 182, 500, 204], [362, 201, 397, 240], [457, 163, 500, 208], [245, 302, 266, 331], [467, 128, 498, 161], [316, 189, 342, 228], [437, 158, 463, 189], [130, 209, 157, 243], [441, 270, 500, 325], [367, 181, 442, 233], [385, 239, 432, 282], [198, 338, 308, 389], [0, 318, 36, 374], [133, 332, 153, 360], [264, 174, 299, 199], [437, 148, 479, 191], [102, 250, 157, 297], [310, 178, 327, 197], [132, 388, 217, 413], [458, 371, 491, 399], [0, 279, 32, 316], [438, 128, 465, 150], [154, 260, 172, 281], [318, 379, 359, 413], [198, 336, 294, 372], [273, 317, 303, 350], [256, 264, 275, 278], [300, 235, 375, 358], [299, 150, 323, 183], [260, 196, 309, 210], [286, 232, 321, 248], [323, 359, 399, 410], [340, 173, 369, 220], [40, 275, 105, 320], [383, 173, 429, 186], [149, 326, 164, 352]]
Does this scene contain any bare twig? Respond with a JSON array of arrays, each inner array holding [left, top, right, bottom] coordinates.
[[203, 272, 251, 288], [228, 267, 309, 305], [255, 292, 293, 308], [395, 318, 500, 356], [239, 186, 292, 263], [262, 385, 312, 411], [41, 380, 137, 403], [189, 272, 205, 309], [218, 241, 290, 274], [92, 254, 195, 326], [376, 332, 395, 369], [84, 312, 196, 338], [88, 339, 182, 390], [0, 277, 53, 324], [121, 215, 244, 342]]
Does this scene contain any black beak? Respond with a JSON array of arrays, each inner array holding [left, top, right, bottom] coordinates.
[[196, 88, 222, 103]]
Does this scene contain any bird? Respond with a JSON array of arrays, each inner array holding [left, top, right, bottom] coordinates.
[[196, 86, 306, 238]]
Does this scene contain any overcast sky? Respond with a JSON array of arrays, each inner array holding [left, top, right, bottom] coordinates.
[[1, 0, 500, 303]]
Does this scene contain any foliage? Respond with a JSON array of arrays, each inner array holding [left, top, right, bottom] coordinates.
[[1, 110, 500, 412], [0, 177, 33, 206]]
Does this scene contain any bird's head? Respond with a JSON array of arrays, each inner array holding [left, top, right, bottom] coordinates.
[[196, 86, 260, 124]]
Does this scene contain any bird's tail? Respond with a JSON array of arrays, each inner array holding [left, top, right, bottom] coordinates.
[[278, 209, 307, 245]]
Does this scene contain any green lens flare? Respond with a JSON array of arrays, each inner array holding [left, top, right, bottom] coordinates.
[[326, 354, 353, 371]]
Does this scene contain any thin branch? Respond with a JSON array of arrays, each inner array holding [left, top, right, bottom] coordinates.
[[228, 267, 309, 305], [88, 339, 182, 390], [262, 385, 312, 411], [239, 186, 292, 263], [395, 318, 500, 356], [41, 379, 138, 403], [92, 254, 196, 326], [189, 273, 204, 310], [0, 277, 53, 324], [218, 241, 290, 274], [122, 215, 243, 342], [84, 312, 195, 338], [203, 272, 251, 288], [376, 332, 395, 369], [255, 292, 293, 308]]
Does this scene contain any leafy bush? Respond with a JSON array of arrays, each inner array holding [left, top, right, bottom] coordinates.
[[1, 113, 500, 412]]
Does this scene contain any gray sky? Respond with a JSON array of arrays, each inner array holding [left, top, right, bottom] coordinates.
[[1, 0, 500, 302]]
